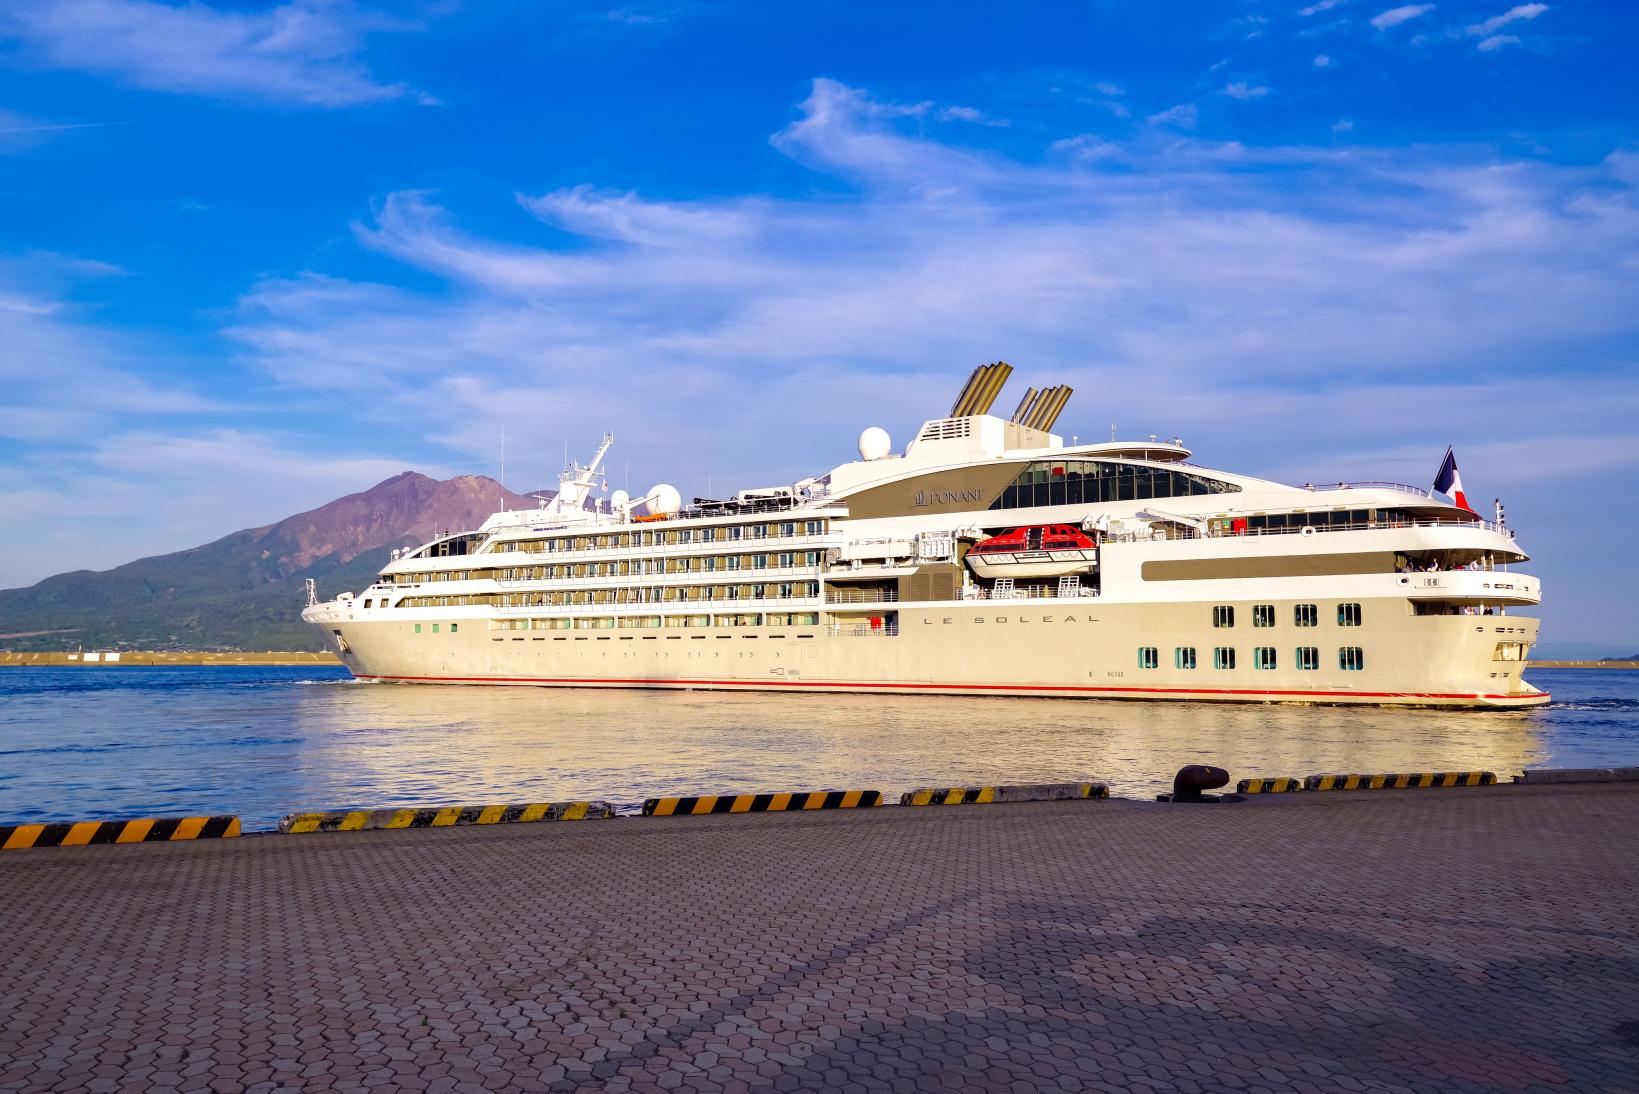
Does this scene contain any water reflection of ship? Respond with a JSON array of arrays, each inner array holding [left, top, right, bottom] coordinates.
[[288, 684, 1545, 808]]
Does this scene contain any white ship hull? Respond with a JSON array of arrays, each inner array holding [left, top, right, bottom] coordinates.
[[308, 595, 1545, 708]]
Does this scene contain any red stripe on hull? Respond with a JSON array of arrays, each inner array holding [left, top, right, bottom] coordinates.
[[351, 672, 1545, 703]]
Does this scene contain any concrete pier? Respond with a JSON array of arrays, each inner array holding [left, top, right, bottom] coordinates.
[[2, 784, 1636, 1092]]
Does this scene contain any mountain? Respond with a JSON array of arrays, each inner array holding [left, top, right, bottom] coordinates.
[[0, 473, 545, 652]]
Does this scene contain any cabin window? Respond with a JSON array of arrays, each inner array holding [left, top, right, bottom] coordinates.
[[1296, 646, 1320, 670], [754, 554, 769, 569], [1253, 647, 1277, 670], [1138, 647, 1159, 669], [1295, 604, 1318, 627], [449, 624, 458, 634], [778, 552, 795, 567], [1337, 603, 1363, 627], [1340, 647, 1365, 670], [1213, 647, 1236, 670], [432, 624, 440, 633], [1252, 604, 1275, 627], [779, 522, 796, 536], [1212, 605, 1235, 628], [805, 520, 823, 535], [1174, 647, 1197, 670]]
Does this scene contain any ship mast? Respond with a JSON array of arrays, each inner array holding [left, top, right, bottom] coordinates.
[[548, 432, 614, 516]]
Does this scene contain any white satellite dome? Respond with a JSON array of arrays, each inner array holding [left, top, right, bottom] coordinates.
[[644, 483, 682, 516], [610, 488, 630, 511], [858, 426, 892, 461]]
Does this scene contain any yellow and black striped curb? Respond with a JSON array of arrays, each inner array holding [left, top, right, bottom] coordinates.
[[1236, 777, 1304, 794], [278, 801, 615, 834], [900, 782, 1110, 806], [1, 816, 240, 850], [1304, 771, 1497, 791], [641, 790, 882, 817]]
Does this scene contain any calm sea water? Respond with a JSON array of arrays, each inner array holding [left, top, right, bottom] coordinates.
[[1, 666, 1635, 830]]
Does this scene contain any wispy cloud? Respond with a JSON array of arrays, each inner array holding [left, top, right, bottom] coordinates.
[[1313, 54, 1335, 68], [0, 0, 427, 107], [1299, 0, 1349, 14], [1146, 103, 1198, 128], [1222, 82, 1271, 100], [1467, 3, 1548, 37], [1477, 34, 1521, 51], [1371, 4, 1435, 30]]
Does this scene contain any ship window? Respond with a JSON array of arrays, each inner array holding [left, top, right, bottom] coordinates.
[[1337, 603, 1363, 627], [990, 459, 1241, 511], [1294, 604, 1318, 627], [1340, 646, 1365, 670], [780, 522, 796, 536], [1253, 646, 1276, 670], [1138, 647, 1159, 669], [449, 624, 458, 634], [805, 520, 823, 535], [1213, 647, 1236, 670], [1212, 605, 1235, 628], [1174, 646, 1197, 670], [1252, 604, 1275, 628], [432, 624, 440, 633], [1296, 646, 1320, 670]]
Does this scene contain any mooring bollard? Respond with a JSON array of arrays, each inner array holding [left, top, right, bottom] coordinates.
[[1156, 764, 1242, 803]]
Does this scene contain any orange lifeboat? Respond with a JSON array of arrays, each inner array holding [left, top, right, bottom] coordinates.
[[966, 524, 1098, 580]]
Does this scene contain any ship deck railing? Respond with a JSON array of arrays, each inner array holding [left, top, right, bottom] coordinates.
[[507, 531, 842, 561], [824, 589, 900, 604], [826, 623, 901, 637], [493, 564, 824, 588], [492, 594, 825, 615], [1102, 515, 1514, 544]]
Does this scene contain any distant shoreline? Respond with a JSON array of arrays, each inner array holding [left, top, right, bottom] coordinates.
[[1527, 660, 1639, 670], [0, 651, 339, 667]]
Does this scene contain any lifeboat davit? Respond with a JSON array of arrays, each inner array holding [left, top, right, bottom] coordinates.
[[966, 524, 1098, 580]]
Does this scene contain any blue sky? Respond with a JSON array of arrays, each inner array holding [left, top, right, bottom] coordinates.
[[1, 0, 1635, 652]]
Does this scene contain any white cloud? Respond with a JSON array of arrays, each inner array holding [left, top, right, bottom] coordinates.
[[0, 0, 425, 107], [1477, 34, 1521, 51], [1299, 0, 1348, 14], [1332, 118, 1356, 132], [1371, 4, 1435, 29], [1313, 54, 1335, 67], [1223, 82, 1271, 100], [1146, 103, 1198, 128], [937, 105, 1009, 127], [1467, 3, 1548, 37]]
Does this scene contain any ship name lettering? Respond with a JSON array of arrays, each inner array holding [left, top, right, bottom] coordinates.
[[912, 488, 985, 506]]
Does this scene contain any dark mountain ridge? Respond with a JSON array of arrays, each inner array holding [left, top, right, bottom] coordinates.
[[0, 472, 544, 652]]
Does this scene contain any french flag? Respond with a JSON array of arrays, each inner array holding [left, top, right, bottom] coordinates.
[[1433, 447, 1475, 513]]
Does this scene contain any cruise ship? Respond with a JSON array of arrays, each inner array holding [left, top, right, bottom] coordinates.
[[304, 364, 1546, 707]]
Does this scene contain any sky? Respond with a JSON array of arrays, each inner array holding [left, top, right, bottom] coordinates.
[[0, 0, 1635, 652]]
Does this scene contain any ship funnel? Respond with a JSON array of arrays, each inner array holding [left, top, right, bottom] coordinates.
[[948, 361, 1013, 418]]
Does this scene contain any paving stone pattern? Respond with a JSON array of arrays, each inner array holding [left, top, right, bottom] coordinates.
[[3, 784, 1637, 1093]]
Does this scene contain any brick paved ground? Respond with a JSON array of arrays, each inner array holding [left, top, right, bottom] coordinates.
[[2, 784, 1637, 1093]]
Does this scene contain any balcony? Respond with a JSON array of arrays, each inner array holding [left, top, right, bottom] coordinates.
[[1395, 570, 1540, 604]]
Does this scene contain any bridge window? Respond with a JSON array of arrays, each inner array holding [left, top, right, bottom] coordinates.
[[1213, 647, 1236, 670], [1295, 604, 1318, 627], [1138, 647, 1160, 669], [1296, 646, 1320, 670], [990, 460, 1240, 511], [1340, 647, 1365, 670]]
